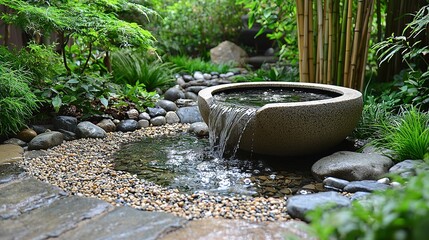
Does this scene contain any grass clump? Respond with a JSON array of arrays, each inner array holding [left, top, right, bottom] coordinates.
[[373, 107, 429, 161], [112, 50, 176, 92], [168, 55, 234, 74], [0, 63, 39, 136]]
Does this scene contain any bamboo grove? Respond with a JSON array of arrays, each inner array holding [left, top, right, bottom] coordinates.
[[296, 0, 374, 91]]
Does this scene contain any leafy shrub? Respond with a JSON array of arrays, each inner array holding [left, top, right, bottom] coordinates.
[[154, 0, 245, 56], [0, 63, 39, 136], [231, 65, 298, 82], [309, 168, 429, 240], [34, 73, 116, 119], [168, 55, 234, 74], [112, 50, 175, 92], [372, 107, 429, 161]]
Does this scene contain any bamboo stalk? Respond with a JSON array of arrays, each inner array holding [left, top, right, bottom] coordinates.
[[343, 0, 353, 87], [331, 0, 339, 84], [358, 0, 375, 91], [336, 0, 349, 86], [296, 0, 305, 82], [316, 0, 323, 83], [302, 0, 310, 82], [348, 0, 363, 88], [308, 0, 315, 83]]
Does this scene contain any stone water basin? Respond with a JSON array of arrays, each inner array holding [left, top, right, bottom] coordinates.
[[198, 82, 363, 156]]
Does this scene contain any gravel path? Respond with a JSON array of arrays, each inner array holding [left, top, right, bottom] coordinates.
[[19, 124, 291, 222]]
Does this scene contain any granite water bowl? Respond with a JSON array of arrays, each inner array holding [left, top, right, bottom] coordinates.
[[198, 82, 363, 156]]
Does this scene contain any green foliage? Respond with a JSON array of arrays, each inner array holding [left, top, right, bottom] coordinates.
[[308, 168, 429, 240], [373, 107, 429, 161], [0, 63, 39, 136], [231, 65, 298, 82], [374, 5, 429, 109], [34, 73, 115, 118], [168, 55, 234, 74], [112, 50, 175, 92], [113, 81, 159, 112], [238, 0, 297, 63], [353, 95, 396, 140], [154, 0, 245, 56]]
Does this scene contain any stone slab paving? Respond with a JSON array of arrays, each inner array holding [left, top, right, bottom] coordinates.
[[0, 144, 23, 165]]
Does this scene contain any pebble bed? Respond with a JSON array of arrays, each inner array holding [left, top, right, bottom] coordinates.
[[19, 124, 291, 222]]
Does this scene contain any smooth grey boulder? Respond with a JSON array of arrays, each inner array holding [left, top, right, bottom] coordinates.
[[53, 116, 78, 132], [156, 100, 178, 112], [97, 119, 116, 132], [117, 119, 138, 132], [389, 160, 426, 178], [185, 92, 198, 101], [165, 111, 180, 124], [286, 191, 351, 221], [343, 180, 390, 193], [28, 131, 64, 150], [164, 87, 185, 102], [193, 71, 204, 80], [151, 116, 166, 126], [147, 107, 167, 118], [30, 125, 50, 134], [312, 151, 394, 181], [323, 177, 350, 191], [138, 120, 150, 128], [189, 122, 209, 137], [210, 40, 248, 66], [57, 129, 77, 141], [76, 121, 107, 138], [176, 106, 203, 123], [139, 112, 151, 121]]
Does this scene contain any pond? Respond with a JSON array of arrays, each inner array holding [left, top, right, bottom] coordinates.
[[114, 133, 322, 197]]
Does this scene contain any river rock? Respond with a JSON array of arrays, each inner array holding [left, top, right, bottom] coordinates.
[[343, 180, 390, 193], [147, 107, 167, 118], [164, 87, 185, 102], [176, 106, 203, 123], [138, 120, 150, 128], [210, 40, 248, 66], [30, 125, 50, 134], [311, 151, 394, 181], [188, 122, 209, 137], [203, 73, 212, 80], [28, 131, 64, 150], [186, 86, 206, 94], [53, 116, 78, 132], [165, 112, 180, 124], [139, 112, 151, 121], [58, 129, 77, 141], [389, 159, 426, 178], [323, 177, 350, 191], [286, 191, 351, 221], [182, 75, 193, 82], [117, 120, 138, 132], [185, 92, 198, 101], [156, 100, 178, 112], [350, 191, 371, 201], [193, 71, 204, 80], [151, 116, 166, 126], [76, 121, 107, 138], [3, 138, 27, 147], [97, 119, 116, 132], [16, 128, 37, 142], [126, 109, 139, 119]]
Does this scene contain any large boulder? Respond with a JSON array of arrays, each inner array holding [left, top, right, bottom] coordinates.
[[76, 121, 107, 138], [286, 191, 351, 221], [53, 116, 78, 132], [210, 41, 248, 66], [311, 151, 394, 181], [176, 106, 203, 123], [28, 131, 64, 150]]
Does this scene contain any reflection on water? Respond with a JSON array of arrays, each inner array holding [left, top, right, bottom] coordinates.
[[114, 133, 320, 197]]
